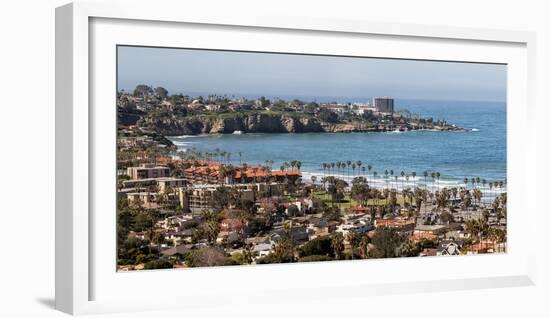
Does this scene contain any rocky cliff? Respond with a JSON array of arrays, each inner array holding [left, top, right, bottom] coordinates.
[[144, 114, 328, 135], [137, 112, 464, 136]]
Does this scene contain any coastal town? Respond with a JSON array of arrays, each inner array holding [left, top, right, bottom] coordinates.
[[116, 86, 507, 270]]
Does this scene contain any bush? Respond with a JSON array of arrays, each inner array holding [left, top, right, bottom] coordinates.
[[144, 259, 173, 270], [298, 236, 333, 257], [185, 248, 230, 267], [419, 239, 436, 249], [298, 255, 333, 262], [317, 108, 338, 123]]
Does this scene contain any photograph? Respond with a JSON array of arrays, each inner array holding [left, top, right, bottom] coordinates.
[[116, 45, 507, 271]]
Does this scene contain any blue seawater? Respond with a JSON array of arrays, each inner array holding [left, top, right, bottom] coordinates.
[[168, 99, 506, 189]]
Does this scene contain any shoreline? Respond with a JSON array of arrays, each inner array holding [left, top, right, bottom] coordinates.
[[168, 127, 478, 139], [299, 170, 506, 194]]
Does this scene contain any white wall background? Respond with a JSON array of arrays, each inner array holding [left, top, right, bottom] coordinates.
[[0, 0, 548, 317]]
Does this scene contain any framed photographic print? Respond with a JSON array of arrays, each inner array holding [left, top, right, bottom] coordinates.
[[56, 1, 537, 315]]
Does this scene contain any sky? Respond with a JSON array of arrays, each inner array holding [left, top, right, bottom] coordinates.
[[117, 45, 507, 103]]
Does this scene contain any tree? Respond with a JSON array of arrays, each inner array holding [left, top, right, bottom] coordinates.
[[388, 189, 398, 211], [298, 236, 334, 258], [440, 211, 453, 224], [399, 240, 420, 257], [310, 175, 317, 185], [154, 86, 168, 99], [423, 171, 429, 190], [413, 187, 425, 215], [287, 204, 300, 217], [359, 234, 370, 258], [133, 212, 154, 232], [346, 230, 361, 259], [351, 177, 369, 206], [369, 227, 404, 258], [202, 220, 220, 244], [356, 161, 363, 176], [323, 206, 342, 222], [133, 84, 153, 97], [259, 236, 296, 263], [185, 247, 230, 267], [209, 186, 235, 211], [317, 108, 338, 123], [331, 232, 345, 260]]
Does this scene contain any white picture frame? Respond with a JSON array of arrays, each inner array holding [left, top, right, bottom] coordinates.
[[55, 1, 537, 315]]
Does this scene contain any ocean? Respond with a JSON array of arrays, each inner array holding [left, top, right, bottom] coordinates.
[[168, 99, 506, 193]]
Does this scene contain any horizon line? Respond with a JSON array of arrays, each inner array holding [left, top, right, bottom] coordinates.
[[118, 87, 506, 104]]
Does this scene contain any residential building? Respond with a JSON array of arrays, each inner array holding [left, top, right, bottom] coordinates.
[[373, 97, 394, 113], [127, 164, 170, 180], [122, 177, 186, 192], [179, 184, 256, 214]]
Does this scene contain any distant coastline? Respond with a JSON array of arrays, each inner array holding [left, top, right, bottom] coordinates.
[[118, 90, 465, 136]]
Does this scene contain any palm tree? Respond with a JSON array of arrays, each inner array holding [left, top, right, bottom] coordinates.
[[367, 164, 373, 180], [356, 161, 363, 176], [341, 163, 346, 179], [465, 219, 480, 251], [331, 162, 335, 176], [473, 189, 483, 210], [352, 163, 357, 177], [412, 171, 417, 188], [359, 234, 370, 258], [400, 171, 405, 190], [331, 233, 345, 260], [423, 171, 429, 190], [290, 160, 296, 171], [346, 230, 359, 260], [311, 175, 317, 185], [464, 177, 469, 189], [383, 188, 390, 206]]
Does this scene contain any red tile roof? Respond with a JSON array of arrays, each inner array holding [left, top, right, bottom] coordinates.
[[183, 161, 301, 179], [351, 206, 370, 212], [410, 232, 438, 241], [375, 219, 415, 227]]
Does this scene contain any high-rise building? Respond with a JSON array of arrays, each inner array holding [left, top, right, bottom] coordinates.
[[373, 97, 394, 113]]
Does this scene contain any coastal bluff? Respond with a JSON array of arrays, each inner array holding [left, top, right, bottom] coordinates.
[[140, 113, 463, 136]]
